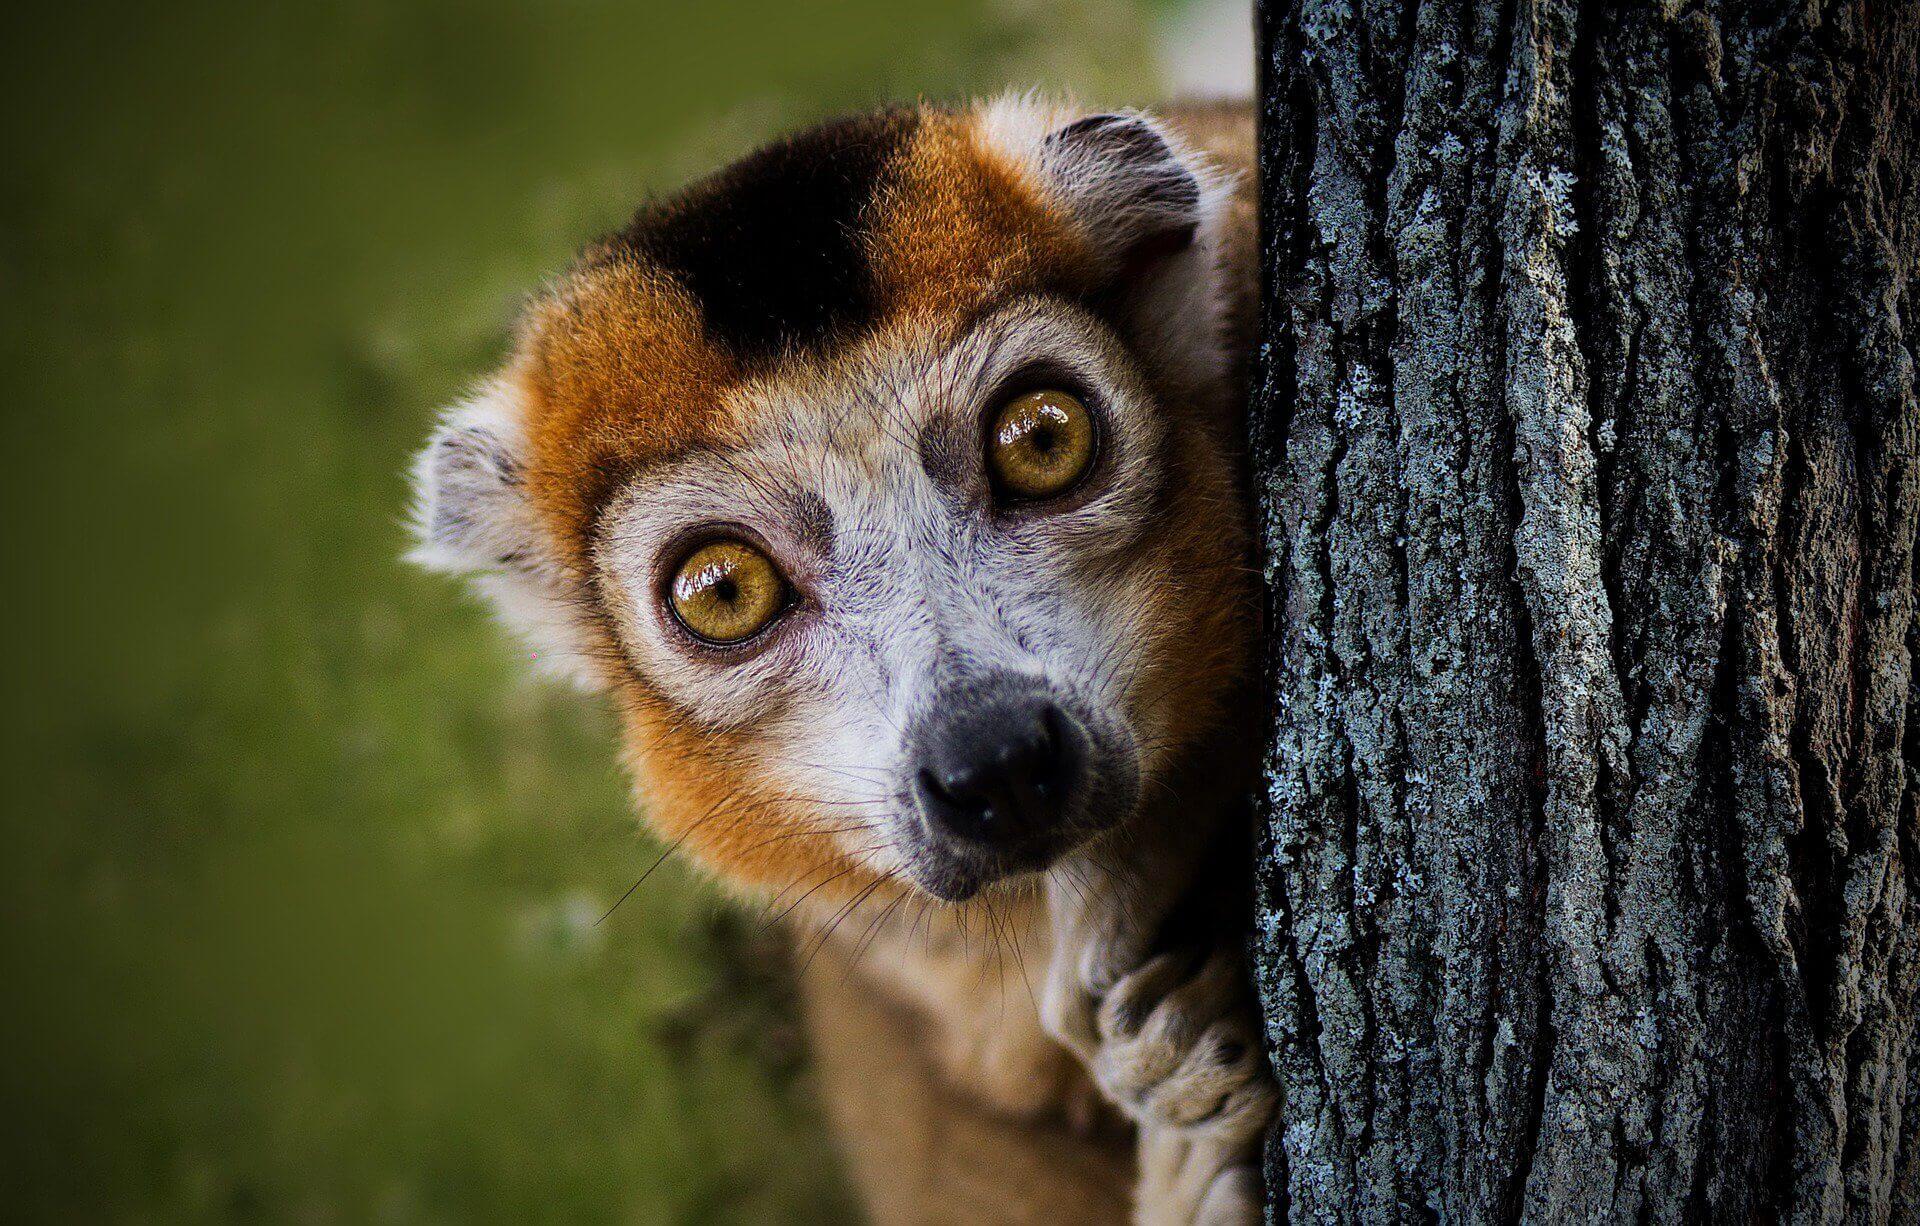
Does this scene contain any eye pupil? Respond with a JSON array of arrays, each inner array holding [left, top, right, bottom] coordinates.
[[714, 577, 738, 602], [1032, 426, 1055, 452]]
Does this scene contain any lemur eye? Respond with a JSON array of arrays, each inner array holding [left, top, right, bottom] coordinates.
[[668, 539, 787, 644], [987, 389, 1095, 500]]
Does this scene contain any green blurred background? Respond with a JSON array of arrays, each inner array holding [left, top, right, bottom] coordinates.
[[0, 1, 1221, 1220]]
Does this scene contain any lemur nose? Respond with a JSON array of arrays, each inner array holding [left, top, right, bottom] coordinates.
[[914, 695, 1073, 849]]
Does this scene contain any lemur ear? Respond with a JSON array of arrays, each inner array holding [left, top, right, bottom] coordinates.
[[408, 380, 603, 689], [1036, 112, 1208, 280], [977, 97, 1237, 397]]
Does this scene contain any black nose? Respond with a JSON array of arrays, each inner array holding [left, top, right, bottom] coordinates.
[[914, 694, 1075, 849]]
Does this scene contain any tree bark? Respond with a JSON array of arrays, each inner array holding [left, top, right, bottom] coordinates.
[[1247, 1, 1920, 1221]]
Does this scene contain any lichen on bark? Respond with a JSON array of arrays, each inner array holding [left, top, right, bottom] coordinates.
[[1248, 1, 1920, 1221]]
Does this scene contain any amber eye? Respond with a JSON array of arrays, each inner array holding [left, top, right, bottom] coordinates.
[[668, 539, 787, 644], [987, 389, 1096, 500]]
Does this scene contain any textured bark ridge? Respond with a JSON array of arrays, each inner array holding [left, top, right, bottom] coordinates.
[[1248, 1, 1919, 1220]]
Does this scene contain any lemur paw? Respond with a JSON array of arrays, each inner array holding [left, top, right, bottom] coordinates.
[[1089, 949, 1274, 1141], [1039, 887, 1276, 1224]]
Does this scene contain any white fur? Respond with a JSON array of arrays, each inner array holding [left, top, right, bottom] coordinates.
[[406, 380, 603, 689]]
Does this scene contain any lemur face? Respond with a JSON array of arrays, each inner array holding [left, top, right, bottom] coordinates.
[[412, 97, 1249, 905]]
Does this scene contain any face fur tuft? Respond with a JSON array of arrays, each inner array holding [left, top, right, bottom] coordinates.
[[410, 94, 1251, 907]]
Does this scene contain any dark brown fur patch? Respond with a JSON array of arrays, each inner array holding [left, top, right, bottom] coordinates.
[[606, 109, 920, 364]]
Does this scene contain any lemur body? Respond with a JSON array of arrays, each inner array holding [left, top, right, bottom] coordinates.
[[411, 95, 1270, 1223]]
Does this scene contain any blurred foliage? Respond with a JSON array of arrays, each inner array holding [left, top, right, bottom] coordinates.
[[0, 1, 1166, 1221]]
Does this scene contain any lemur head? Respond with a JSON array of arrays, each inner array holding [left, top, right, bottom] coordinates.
[[411, 96, 1250, 905]]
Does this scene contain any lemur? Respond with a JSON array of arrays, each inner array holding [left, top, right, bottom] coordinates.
[[409, 94, 1272, 1224]]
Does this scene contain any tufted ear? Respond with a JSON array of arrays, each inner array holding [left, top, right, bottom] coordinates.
[[1037, 112, 1209, 279], [407, 379, 604, 689], [976, 96, 1238, 396]]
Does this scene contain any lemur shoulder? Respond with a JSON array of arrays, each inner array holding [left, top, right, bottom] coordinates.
[[410, 94, 1271, 1224]]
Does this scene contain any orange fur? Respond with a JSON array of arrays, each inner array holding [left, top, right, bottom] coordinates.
[[614, 691, 890, 899], [517, 263, 734, 571], [869, 111, 1091, 321]]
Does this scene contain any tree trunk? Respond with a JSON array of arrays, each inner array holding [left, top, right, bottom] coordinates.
[[1247, 0, 1920, 1220]]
